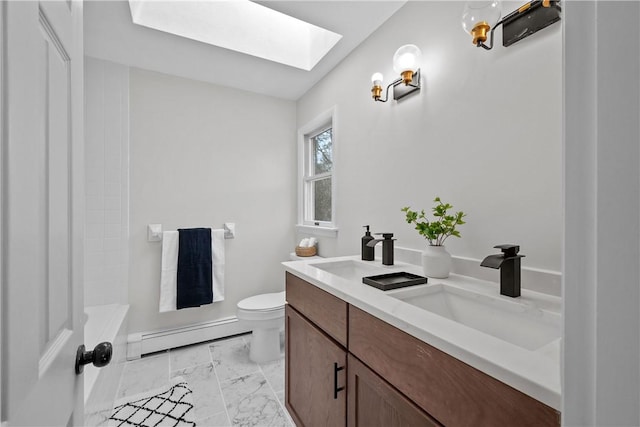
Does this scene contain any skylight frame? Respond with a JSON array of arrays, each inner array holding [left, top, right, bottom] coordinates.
[[128, 0, 343, 71]]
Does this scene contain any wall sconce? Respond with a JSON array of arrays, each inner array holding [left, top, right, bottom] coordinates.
[[461, 0, 561, 50], [371, 44, 421, 102]]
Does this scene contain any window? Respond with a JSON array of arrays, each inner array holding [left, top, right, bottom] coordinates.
[[305, 126, 332, 223], [298, 108, 337, 235]]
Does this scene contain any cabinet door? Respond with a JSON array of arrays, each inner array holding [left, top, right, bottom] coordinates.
[[286, 305, 347, 427], [349, 306, 560, 426], [348, 355, 440, 427]]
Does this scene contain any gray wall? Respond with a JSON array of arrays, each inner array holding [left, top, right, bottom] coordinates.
[[128, 68, 296, 333], [296, 1, 562, 277], [84, 57, 130, 307], [563, 1, 640, 424]]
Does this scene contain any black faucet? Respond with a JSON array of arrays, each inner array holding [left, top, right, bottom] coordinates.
[[480, 244, 525, 297], [366, 233, 395, 265]]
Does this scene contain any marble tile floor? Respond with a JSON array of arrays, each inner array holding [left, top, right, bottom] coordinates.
[[111, 334, 293, 427]]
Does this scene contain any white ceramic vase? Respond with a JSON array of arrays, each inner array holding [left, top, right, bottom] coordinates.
[[422, 245, 452, 278]]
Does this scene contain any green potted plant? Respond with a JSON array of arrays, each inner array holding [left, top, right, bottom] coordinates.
[[402, 197, 466, 278]]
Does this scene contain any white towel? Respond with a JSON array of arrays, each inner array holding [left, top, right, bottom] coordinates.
[[211, 229, 225, 302], [159, 229, 226, 312], [159, 231, 179, 312]]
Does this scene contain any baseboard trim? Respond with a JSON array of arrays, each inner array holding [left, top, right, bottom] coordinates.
[[127, 316, 251, 360]]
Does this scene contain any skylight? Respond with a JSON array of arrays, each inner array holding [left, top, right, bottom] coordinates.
[[128, 1, 343, 71]]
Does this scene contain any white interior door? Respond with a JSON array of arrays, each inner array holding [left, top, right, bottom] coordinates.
[[2, 1, 85, 425]]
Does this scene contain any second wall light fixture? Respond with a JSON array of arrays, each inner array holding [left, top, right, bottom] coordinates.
[[461, 0, 561, 50], [371, 44, 422, 103]]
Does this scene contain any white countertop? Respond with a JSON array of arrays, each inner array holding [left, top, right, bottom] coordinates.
[[282, 255, 561, 410]]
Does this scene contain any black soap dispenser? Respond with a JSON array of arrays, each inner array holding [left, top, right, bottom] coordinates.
[[362, 225, 375, 261]]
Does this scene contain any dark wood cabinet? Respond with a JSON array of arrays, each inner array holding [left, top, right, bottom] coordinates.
[[285, 305, 347, 427], [349, 306, 560, 427], [285, 273, 560, 427], [347, 354, 440, 427]]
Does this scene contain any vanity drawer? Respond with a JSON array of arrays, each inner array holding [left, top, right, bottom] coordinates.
[[348, 306, 560, 427], [285, 272, 348, 347]]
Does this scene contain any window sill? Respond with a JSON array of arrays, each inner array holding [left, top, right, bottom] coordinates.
[[296, 224, 339, 238]]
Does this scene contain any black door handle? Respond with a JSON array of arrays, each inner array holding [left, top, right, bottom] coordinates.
[[333, 362, 345, 399], [75, 342, 112, 374]]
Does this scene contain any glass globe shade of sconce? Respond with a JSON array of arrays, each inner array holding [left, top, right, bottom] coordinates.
[[392, 44, 421, 85], [461, 1, 501, 45], [371, 72, 383, 86]]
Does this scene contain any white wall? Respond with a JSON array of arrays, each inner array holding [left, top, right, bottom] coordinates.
[[128, 68, 296, 334], [84, 57, 130, 306], [563, 1, 640, 425], [296, 2, 562, 283]]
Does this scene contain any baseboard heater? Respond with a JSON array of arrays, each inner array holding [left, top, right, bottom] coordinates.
[[127, 316, 251, 360]]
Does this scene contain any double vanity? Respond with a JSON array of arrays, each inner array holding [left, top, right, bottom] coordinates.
[[282, 256, 561, 426]]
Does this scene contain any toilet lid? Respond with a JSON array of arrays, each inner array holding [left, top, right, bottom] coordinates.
[[237, 291, 285, 311]]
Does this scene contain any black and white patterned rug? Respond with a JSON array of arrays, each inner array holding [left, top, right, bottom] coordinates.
[[109, 377, 196, 427]]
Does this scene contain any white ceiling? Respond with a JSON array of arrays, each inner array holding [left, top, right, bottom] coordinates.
[[84, 1, 406, 100]]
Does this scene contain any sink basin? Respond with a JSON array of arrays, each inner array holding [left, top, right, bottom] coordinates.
[[389, 283, 560, 351], [309, 260, 390, 281]]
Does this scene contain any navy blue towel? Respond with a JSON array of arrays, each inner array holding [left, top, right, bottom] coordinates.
[[176, 228, 213, 309]]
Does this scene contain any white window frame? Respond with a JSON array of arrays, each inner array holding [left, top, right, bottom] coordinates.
[[296, 106, 338, 237]]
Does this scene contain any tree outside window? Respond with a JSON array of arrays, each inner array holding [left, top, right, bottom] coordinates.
[[305, 127, 333, 224]]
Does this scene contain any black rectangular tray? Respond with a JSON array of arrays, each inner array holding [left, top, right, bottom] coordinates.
[[362, 272, 427, 291]]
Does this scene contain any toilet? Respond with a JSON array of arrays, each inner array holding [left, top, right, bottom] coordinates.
[[237, 252, 321, 363], [237, 291, 286, 363]]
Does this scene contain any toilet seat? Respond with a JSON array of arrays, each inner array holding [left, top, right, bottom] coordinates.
[[237, 291, 285, 312]]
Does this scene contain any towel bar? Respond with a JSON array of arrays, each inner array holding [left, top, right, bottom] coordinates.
[[148, 224, 234, 242]]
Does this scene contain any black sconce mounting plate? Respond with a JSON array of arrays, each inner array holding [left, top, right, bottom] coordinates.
[[502, 1, 561, 47]]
